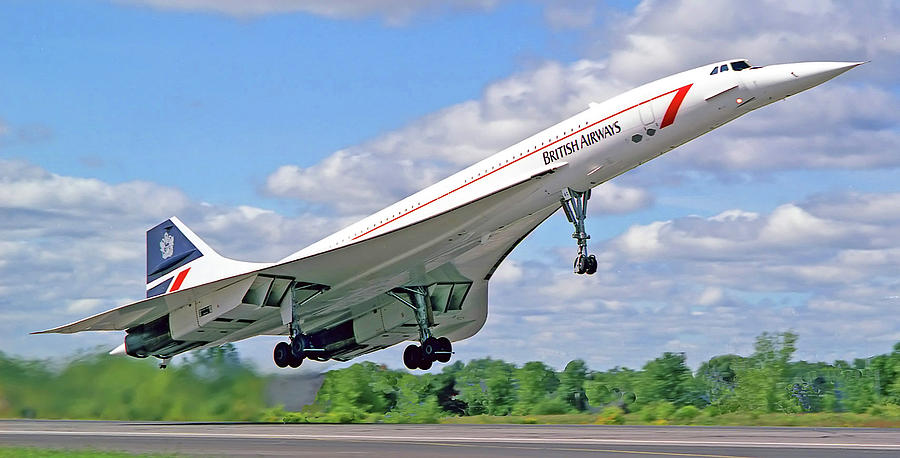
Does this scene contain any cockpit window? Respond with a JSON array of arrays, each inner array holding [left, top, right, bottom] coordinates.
[[720, 64, 729, 72], [731, 60, 751, 71], [710, 66, 718, 75]]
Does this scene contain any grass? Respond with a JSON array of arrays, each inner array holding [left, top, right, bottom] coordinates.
[[440, 413, 599, 425], [438, 411, 900, 427], [0, 447, 177, 457]]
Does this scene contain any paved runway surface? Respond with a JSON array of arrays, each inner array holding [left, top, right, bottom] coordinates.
[[2, 420, 900, 457]]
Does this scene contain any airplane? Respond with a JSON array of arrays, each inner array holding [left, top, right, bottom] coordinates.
[[36, 59, 863, 370]]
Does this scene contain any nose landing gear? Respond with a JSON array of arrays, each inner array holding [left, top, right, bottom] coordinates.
[[561, 188, 597, 275]]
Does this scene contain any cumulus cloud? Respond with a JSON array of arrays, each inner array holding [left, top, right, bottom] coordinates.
[[542, 0, 597, 30], [603, 0, 899, 82], [467, 190, 900, 369], [264, 1, 898, 216], [119, 0, 502, 23], [265, 59, 631, 214], [0, 160, 343, 357]]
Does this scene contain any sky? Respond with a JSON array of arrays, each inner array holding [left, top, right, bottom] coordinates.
[[2, 0, 899, 373]]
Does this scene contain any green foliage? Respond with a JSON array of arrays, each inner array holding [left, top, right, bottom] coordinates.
[[585, 366, 639, 410], [672, 405, 701, 422], [531, 398, 572, 415], [594, 406, 625, 424], [512, 361, 559, 414], [697, 354, 744, 406], [454, 358, 517, 416], [10, 330, 900, 424], [0, 347, 266, 421], [636, 352, 697, 408], [726, 332, 800, 413], [558, 359, 588, 411], [384, 373, 442, 423], [638, 401, 676, 422]]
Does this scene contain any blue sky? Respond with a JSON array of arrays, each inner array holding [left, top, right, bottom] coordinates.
[[2, 0, 899, 372], [2, 0, 588, 208]]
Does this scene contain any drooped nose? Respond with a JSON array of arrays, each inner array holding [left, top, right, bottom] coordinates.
[[749, 61, 864, 101]]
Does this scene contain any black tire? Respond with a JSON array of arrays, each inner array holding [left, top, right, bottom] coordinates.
[[403, 344, 421, 370], [273, 342, 291, 368], [436, 337, 452, 363], [574, 255, 587, 274], [418, 357, 433, 371], [291, 338, 305, 359], [288, 353, 303, 368], [422, 337, 439, 362], [585, 254, 598, 275]]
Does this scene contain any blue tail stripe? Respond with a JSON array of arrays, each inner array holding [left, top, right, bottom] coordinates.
[[146, 278, 173, 298], [146, 219, 202, 284]]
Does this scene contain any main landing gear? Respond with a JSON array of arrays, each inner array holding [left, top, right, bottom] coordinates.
[[403, 336, 452, 371], [389, 286, 454, 371], [274, 284, 330, 369], [561, 188, 597, 275], [273, 341, 302, 368]]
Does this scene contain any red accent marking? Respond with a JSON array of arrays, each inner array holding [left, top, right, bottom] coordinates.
[[659, 84, 692, 128], [351, 84, 693, 241], [169, 267, 190, 293]]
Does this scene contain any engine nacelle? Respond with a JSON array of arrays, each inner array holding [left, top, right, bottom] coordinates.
[[124, 315, 202, 358]]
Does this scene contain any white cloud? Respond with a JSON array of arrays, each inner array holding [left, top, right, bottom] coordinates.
[[758, 204, 848, 245], [265, 59, 631, 214], [468, 190, 900, 369], [263, 1, 898, 217], [542, 0, 596, 30], [8, 0, 900, 372], [0, 160, 345, 358], [696, 286, 724, 306], [119, 0, 503, 23], [66, 298, 107, 314], [490, 259, 523, 284], [603, 0, 899, 82]]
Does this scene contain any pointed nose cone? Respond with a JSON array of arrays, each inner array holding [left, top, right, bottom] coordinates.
[[789, 61, 865, 90], [751, 61, 865, 102]]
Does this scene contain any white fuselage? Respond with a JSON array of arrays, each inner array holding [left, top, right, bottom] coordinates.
[[285, 59, 852, 263], [48, 59, 860, 364]]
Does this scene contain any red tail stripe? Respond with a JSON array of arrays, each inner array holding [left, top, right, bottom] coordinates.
[[169, 267, 190, 293]]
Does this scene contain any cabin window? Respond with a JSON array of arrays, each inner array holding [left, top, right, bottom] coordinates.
[[731, 60, 751, 71]]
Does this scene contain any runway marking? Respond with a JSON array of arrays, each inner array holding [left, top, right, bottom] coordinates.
[[1, 430, 899, 450], [409, 441, 753, 457]]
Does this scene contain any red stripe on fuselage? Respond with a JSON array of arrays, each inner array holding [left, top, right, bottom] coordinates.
[[659, 84, 692, 128], [169, 267, 190, 293], [351, 83, 693, 241]]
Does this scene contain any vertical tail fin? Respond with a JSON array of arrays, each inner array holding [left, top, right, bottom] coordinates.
[[146, 217, 221, 297]]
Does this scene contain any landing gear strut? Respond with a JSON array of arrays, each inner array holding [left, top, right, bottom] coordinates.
[[561, 188, 597, 275], [388, 287, 453, 370], [274, 283, 329, 369]]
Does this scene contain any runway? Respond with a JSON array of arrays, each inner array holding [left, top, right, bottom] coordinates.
[[2, 420, 900, 457]]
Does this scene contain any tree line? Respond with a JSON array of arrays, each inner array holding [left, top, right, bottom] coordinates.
[[289, 331, 900, 423], [3, 331, 900, 423]]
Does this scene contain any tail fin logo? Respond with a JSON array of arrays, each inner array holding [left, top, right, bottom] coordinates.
[[160, 232, 175, 259], [146, 218, 203, 286]]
